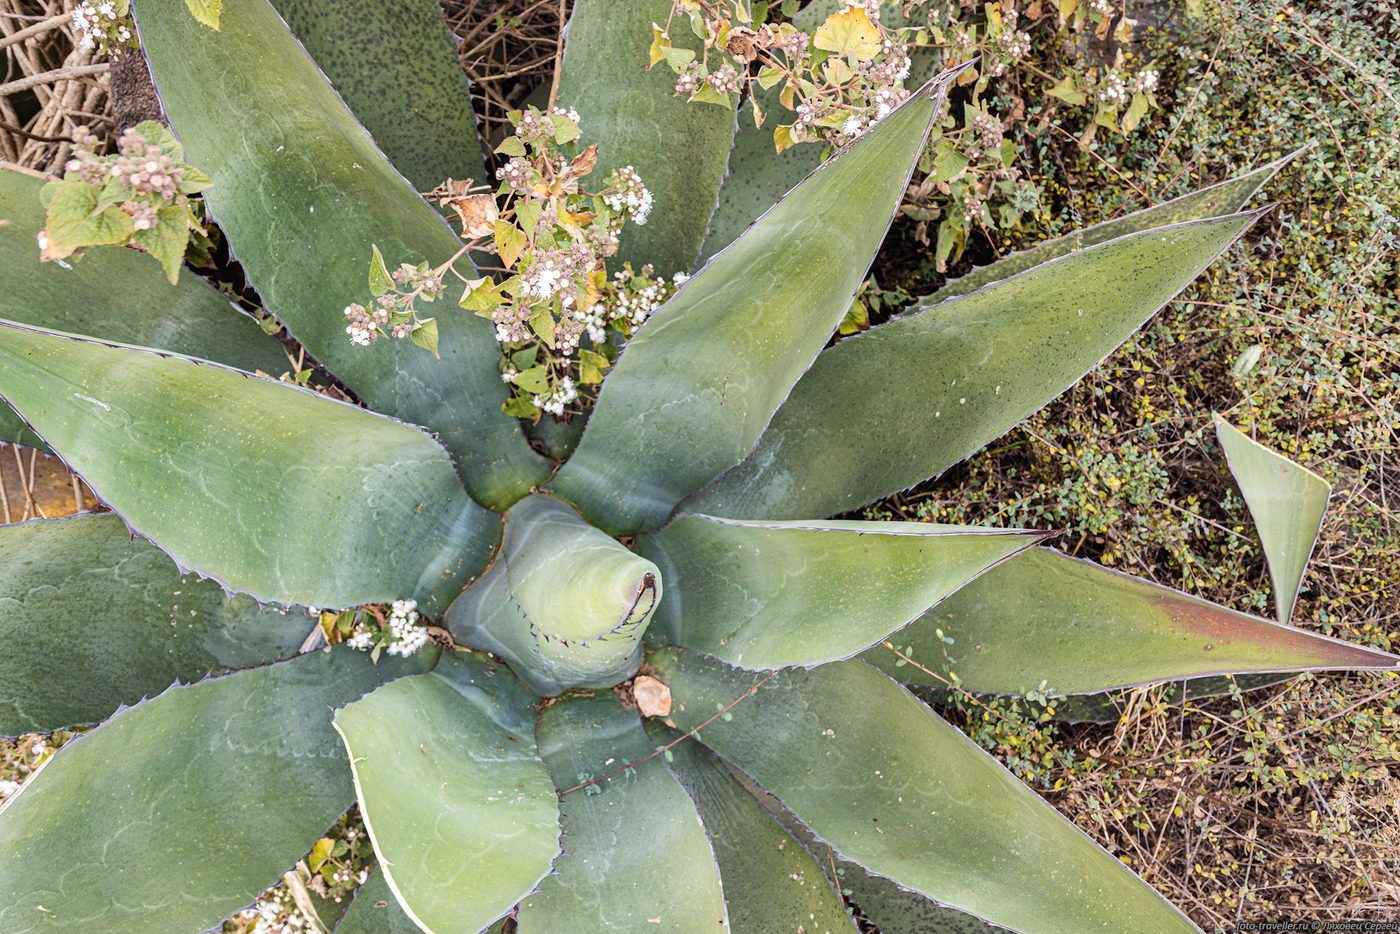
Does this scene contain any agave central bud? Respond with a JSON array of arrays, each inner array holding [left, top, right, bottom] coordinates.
[[445, 494, 662, 695]]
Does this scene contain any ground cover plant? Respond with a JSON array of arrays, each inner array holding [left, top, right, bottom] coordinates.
[[0, 0, 1396, 932]]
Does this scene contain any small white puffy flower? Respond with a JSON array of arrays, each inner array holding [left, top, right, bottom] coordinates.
[[842, 115, 864, 138]]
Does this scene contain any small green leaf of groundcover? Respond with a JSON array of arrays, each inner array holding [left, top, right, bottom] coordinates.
[[649, 647, 1202, 934], [688, 210, 1266, 521], [0, 320, 498, 611], [130, 200, 192, 284], [514, 694, 728, 932], [0, 647, 434, 934], [1214, 415, 1333, 624], [638, 516, 1044, 669], [861, 546, 1396, 696], [335, 651, 559, 934], [409, 316, 439, 357], [0, 513, 311, 737]]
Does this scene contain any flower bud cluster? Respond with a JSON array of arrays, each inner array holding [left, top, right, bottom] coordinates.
[[64, 125, 187, 201], [342, 261, 444, 347]]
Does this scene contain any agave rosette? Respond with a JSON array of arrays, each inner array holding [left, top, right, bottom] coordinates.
[[0, 1, 1393, 932]]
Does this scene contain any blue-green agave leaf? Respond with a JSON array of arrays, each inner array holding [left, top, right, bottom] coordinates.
[[0, 168, 290, 449], [862, 547, 1395, 696], [638, 515, 1045, 669], [335, 651, 559, 934], [0, 646, 434, 934], [514, 694, 728, 932], [271, 0, 489, 192], [551, 69, 957, 534], [650, 723, 858, 933], [649, 647, 1201, 934], [1214, 414, 1331, 624], [0, 513, 312, 736], [688, 209, 1268, 521], [557, 0, 736, 278], [132, 0, 549, 506], [699, 0, 939, 263], [336, 870, 419, 934], [446, 494, 662, 695], [921, 151, 1299, 306], [0, 320, 498, 611]]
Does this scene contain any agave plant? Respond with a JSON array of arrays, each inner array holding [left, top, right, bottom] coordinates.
[[0, 1, 1393, 932]]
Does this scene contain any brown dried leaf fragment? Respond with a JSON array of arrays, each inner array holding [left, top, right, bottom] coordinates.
[[632, 675, 673, 718]]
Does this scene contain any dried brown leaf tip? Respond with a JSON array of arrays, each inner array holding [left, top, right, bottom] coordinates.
[[563, 143, 599, 182]]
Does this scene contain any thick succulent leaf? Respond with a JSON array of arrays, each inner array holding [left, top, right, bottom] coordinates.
[[688, 210, 1267, 521], [271, 0, 488, 192], [861, 547, 1395, 696], [0, 646, 434, 934], [650, 723, 858, 934], [1215, 415, 1331, 624], [922, 153, 1297, 306], [446, 495, 661, 695], [638, 515, 1044, 669], [839, 861, 1015, 934], [0, 321, 497, 611], [335, 651, 559, 934], [515, 694, 728, 933], [336, 870, 419, 934], [649, 647, 1201, 934], [557, 0, 735, 277], [0, 168, 289, 449], [699, 0, 939, 263], [551, 73, 954, 534], [133, 0, 549, 505], [0, 513, 311, 736]]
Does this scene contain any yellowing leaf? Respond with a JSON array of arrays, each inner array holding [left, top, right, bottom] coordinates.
[[773, 124, 797, 154], [649, 24, 671, 67], [183, 0, 221, 30], [307, 837, 335, 873], [494, 220, 527, 268], [813, 7, 880, 61]]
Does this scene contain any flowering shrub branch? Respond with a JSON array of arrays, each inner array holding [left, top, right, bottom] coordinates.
[[347, 106, 683, 422], [37, 121, 211, 283]]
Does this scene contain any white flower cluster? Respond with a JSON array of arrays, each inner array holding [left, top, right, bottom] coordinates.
[[533, 376, 579, 416], [346, 600, 429, 656], [1133, 68, 1160, 93], [0, 778, 21, 803], [234, 886, 310, 934], [72, 1, 134, 53], [1098, 70, 1129, 104], [604, 166, 653, 226]]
